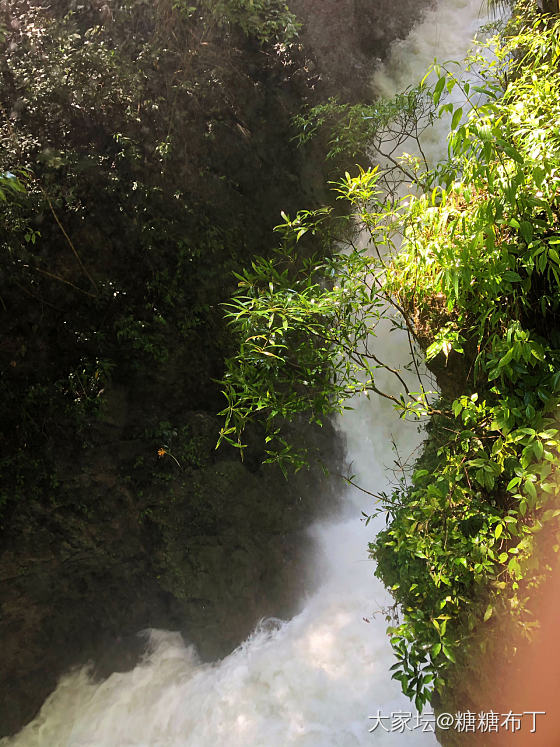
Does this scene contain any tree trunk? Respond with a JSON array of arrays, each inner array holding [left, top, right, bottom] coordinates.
[[539, 0, 559, 14]]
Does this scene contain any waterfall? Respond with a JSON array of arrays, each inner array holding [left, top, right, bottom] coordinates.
[[3, 2, 489, 745]]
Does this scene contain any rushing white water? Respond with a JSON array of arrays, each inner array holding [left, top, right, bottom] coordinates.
[[4, 2, 488, 745], [372, 0, 493, 166]]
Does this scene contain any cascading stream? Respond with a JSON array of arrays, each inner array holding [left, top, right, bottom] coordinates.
[[3, 2, 488, 744]]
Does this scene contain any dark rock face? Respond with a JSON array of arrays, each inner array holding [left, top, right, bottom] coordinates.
[[0, 409, 338, 735], [291, 0, 434, 99], [0, 0, 432, 737]]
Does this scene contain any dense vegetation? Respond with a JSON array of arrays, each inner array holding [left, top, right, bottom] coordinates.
[[0, 0, 310, 517], [4, 0, 559, 731], [0, 0, 344, 733], [4, 0, 450, 732], [219, 0, 560, 712]]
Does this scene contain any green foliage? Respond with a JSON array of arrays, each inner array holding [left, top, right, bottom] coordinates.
[[193, 0, 300, 42], [0, 0, 304, 520], [219, 4, 560, 711], [218, 174, 434, 468], [371, 9, 560, 706], [293, 87, 435, 181]]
